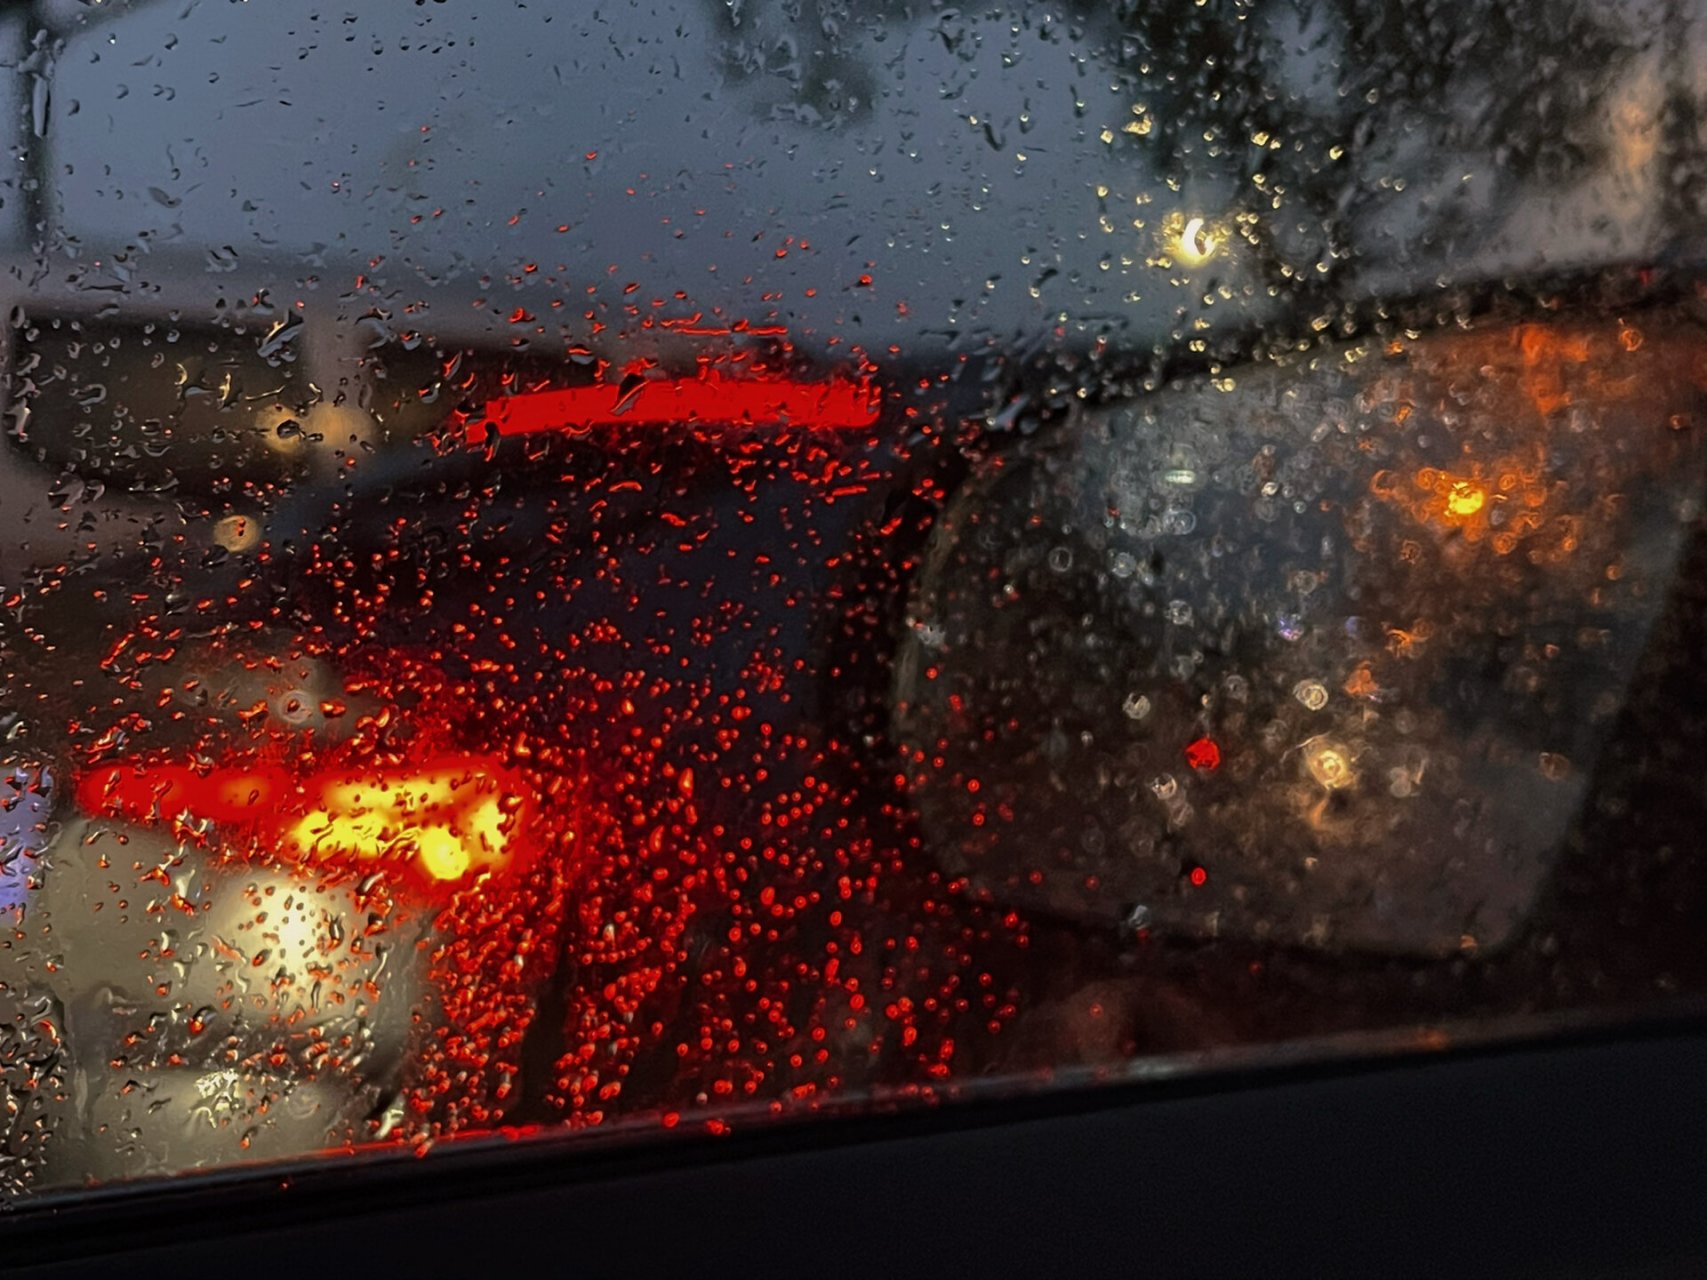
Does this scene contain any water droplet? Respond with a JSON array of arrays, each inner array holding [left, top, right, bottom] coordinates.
[[1301, 736, 1355, 790], [212, 514, 260, 552], [272, 691, 314, 727], [1161, 508, 1197, 535], [1292, 680, 1329, 711]]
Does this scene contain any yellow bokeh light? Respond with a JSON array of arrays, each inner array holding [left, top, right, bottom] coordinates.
[[412, 827, 474, 882], [1444, 481, 1485, 518], [1403, 467, 1517, 543], [1176, 217, 1218, 266], [1159, 212, 1222, 269], [1302, 736, 1356, 791], [288, 767, 512, 882]]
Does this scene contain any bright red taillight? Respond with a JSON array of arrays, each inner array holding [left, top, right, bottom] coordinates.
[[463, 370, 878, 443], [77, 753, 533, 886]]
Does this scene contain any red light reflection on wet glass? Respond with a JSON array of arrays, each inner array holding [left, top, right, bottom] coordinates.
[[463, 371, 878, 443], [76, 752, 533, 886]]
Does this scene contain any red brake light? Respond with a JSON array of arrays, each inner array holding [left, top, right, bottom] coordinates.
[[462, 370, 878, 442], [76, 752, 534, 887]]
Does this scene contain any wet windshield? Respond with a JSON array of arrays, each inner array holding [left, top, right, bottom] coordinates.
[[3, 0, 1707, 1197]]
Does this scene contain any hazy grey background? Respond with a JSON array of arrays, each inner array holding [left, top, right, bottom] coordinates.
[[0, 0, 1695, 360]]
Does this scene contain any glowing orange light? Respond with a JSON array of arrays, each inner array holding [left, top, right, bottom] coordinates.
[[288, 760, 523, 882], [1444, 481, 1485, 518], [463, 370, 879, 443], [1404, 467, 1517, 542], [77, 753, 533, 886], [1516, 324, 1593, 417]]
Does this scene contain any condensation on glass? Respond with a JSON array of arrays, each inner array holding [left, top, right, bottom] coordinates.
[[2, 0, 1707, 1198]]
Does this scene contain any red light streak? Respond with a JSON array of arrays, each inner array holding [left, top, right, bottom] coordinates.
[[463, 370, 878, 443], [76, 760, 291, 826]]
